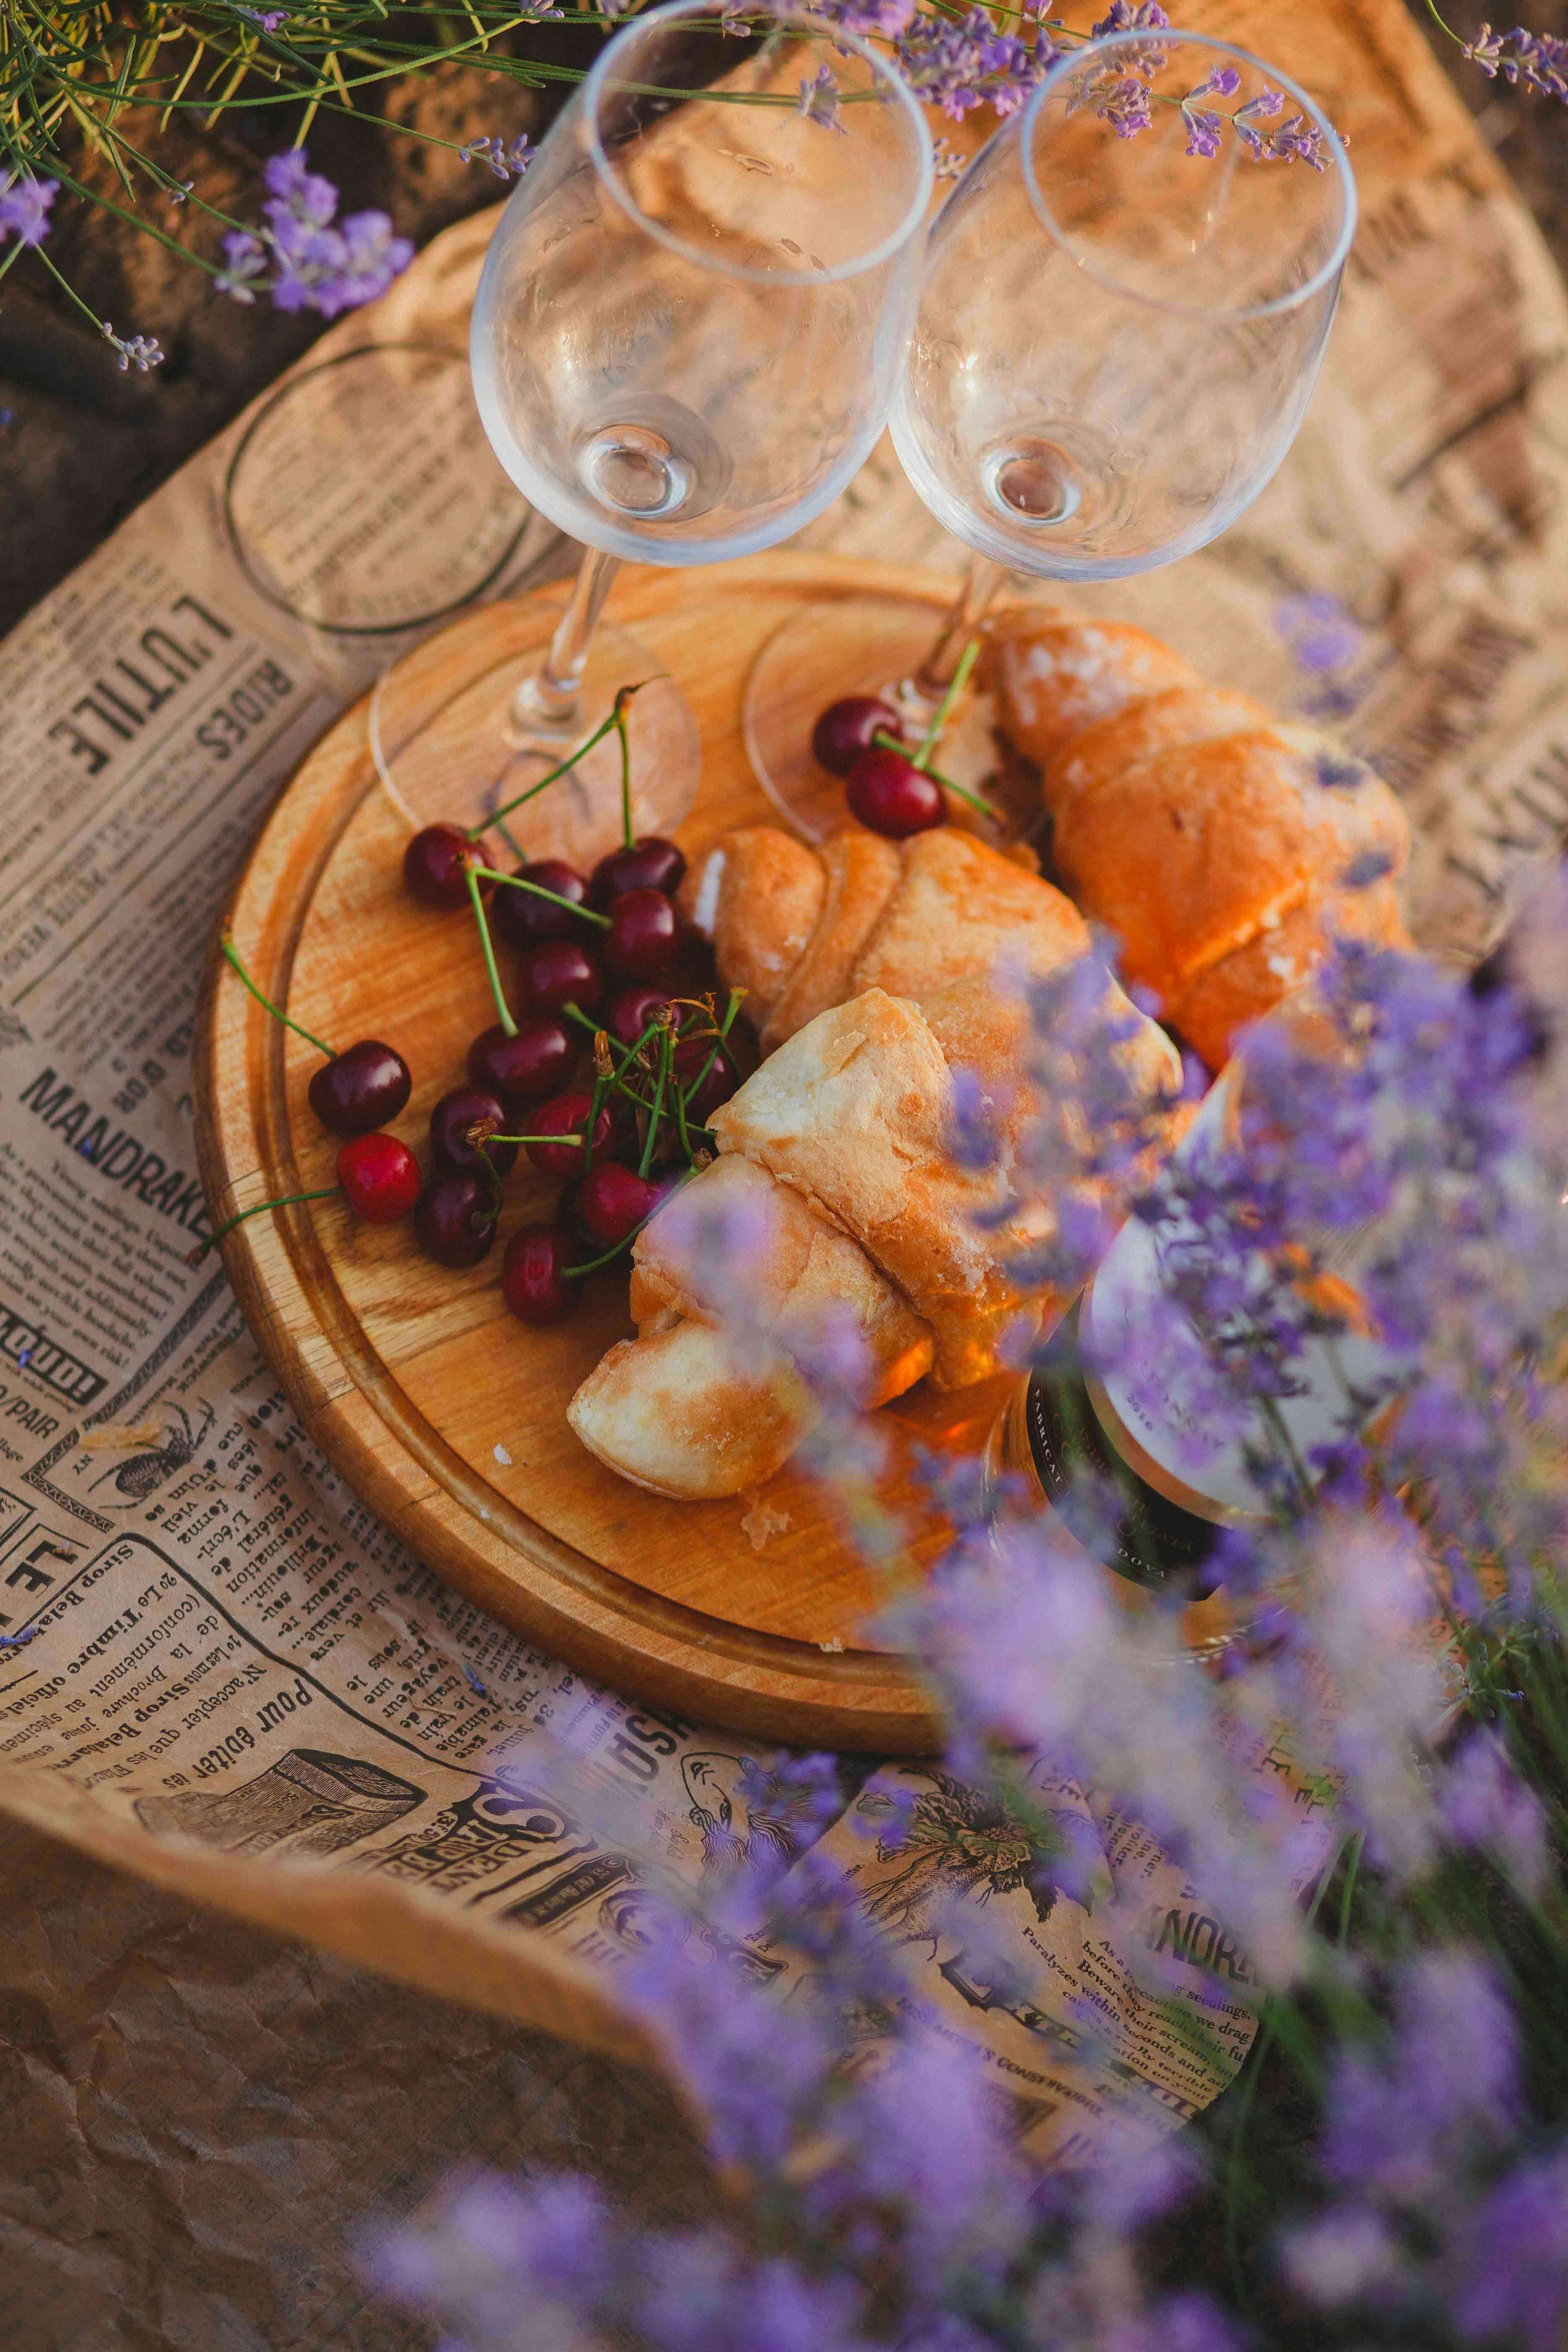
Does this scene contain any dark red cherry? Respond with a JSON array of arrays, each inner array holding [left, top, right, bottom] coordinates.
[[554, 1177, 596, 1259], [336, 1132, 421, 1224], [404, 823, 480, 909], [490, 857, 590, 951], [670, 924, 719, 994], [578, 1160, 662, 1246], [524, 1089, 617, 1180], [467, 1017, 575, 1117], [429, 1086, 517, 1179], [673, 1034, 740, 1125], [846, 748, 945, 839], [307, 1039, 412, 1137], [590, 836, 687, 908], [606, 888, 679, 980], [812, 696, 905, 780], [501, 1224, 578, 1326], [604, 985, 676, 1049], [524, 938, 602, 1014], [413, 1172, 497, 1268]]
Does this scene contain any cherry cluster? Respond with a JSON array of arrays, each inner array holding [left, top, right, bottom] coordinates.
[[402, 818, 747, 1325], [808, 636, 999, 839], [203, 688, 750, 1335]]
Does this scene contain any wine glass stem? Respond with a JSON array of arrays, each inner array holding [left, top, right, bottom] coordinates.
[[913, 554, 1010, 701], [511, 545, 622, 732]]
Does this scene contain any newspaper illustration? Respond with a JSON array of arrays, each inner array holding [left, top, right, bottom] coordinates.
[[2, 0, 1567, 2173]]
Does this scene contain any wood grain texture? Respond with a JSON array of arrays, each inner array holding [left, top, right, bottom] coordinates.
[[195, 552, 1020, 1753]]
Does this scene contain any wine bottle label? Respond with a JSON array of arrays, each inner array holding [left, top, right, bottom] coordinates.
[[1023, 1309, 1222, 1586], [1078, 1049, 1409, 1524]]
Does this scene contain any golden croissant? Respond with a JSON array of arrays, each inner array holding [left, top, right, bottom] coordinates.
[[567, 981, 1182, 1500], [983, 611, 1413, 1069]]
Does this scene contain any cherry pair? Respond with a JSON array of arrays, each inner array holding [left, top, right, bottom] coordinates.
[[810, 640, 998, 841]]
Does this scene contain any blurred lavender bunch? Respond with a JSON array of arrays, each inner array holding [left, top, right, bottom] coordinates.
[[369, 878, 1568, 2352], [216, 150, 413, 317]]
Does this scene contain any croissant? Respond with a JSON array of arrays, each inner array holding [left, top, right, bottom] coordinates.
[[983, 611, 1413, 1069], [567, 981, 1182, 1500], [681, 822, 1091, 1054]]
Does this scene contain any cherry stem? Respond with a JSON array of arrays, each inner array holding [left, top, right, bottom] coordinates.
[[616, 696, 634, 852], [220, 935, 335, 1061], [679, 988, 744, 1116], [466, 867, 516, 1037], [564, 1169, 691, 1280], [870, 732, 1002, 823], [487, 1132, 584, 1146], [193, 1184, 337, 1261], [474, 866, 611, 929], [472, 1135, 508, 1214], [638, 1026, 671, 1180], [912, 634, 982, 772], [471, 707, 622, 836]]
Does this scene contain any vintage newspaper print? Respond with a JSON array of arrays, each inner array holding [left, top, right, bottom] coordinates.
[[3, 0, 1567, 2159]]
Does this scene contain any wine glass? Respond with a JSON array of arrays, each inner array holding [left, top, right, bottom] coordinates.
[[374, 0, 933, 869], [745, 26, 1356, 844]]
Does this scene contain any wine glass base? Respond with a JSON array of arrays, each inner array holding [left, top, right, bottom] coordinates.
[[742, 596, 1029, 847], [369, 603, 700, 870]]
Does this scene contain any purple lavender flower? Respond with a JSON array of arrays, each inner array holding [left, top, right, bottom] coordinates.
[[895, 9, 1057, 121], [1322, 1949, 1519, 2205], [0, 176, 58, 248], [1180, 103, 1225, 159], [1232, 84, 1286, 155], [1439, 1727, 1549, 1895], [235, 4, 291, 26], [1463, 21, 1568, 100], [215, 227, 268, 302], [262, 145, 338, 229], [460, 133, 536, 179], [797, 65, 846, 131], [1089, 0, 1173, 77], [219, 150, 413, 318], [101, 324, 165, 373], [1448, 2147, 1568, 2347], [1271, 112, 1331, 168]]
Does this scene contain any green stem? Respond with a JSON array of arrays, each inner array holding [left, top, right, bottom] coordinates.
[[617, 697, 634, 851], [473, 867, 611, 928], [220, 934, 334, 1059], [465, 867, 516, 1037], [488, 1132, 583, 1146], [474, 706, 623, 834], [679, 989, 744, 1117], [196, 1184, 337, 1258], [638, 1027, 672, 1180], [870, 733, 1002, 823], [913, 634, 981, 771]]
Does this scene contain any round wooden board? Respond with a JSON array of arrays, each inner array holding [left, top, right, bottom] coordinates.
[[195, 551, 1018, 1752]]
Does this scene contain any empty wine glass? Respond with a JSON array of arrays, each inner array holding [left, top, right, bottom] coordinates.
[[746, 26, 1356, 843], [376, 0, 933, 867]]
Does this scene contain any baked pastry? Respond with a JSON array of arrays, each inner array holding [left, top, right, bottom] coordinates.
[[681, 823, 1090, 1055], [983, 614, 1413, 1068], [567, 981, 1183, 1499]]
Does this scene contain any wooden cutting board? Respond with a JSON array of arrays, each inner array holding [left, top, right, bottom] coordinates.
[[195, 552, 1019, 1754]]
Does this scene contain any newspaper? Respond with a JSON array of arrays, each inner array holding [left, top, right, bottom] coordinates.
[[1, 0, 1565, 2185]]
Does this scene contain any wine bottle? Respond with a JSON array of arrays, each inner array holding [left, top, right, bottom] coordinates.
[[983, 1009, 1410, 1639]]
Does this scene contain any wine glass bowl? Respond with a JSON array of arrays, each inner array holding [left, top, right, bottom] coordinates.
[[747, 27, 1355, 841], [373, 3, 931, 867], [891, 28, 1357, 581], [470, 7, 935, 566]]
